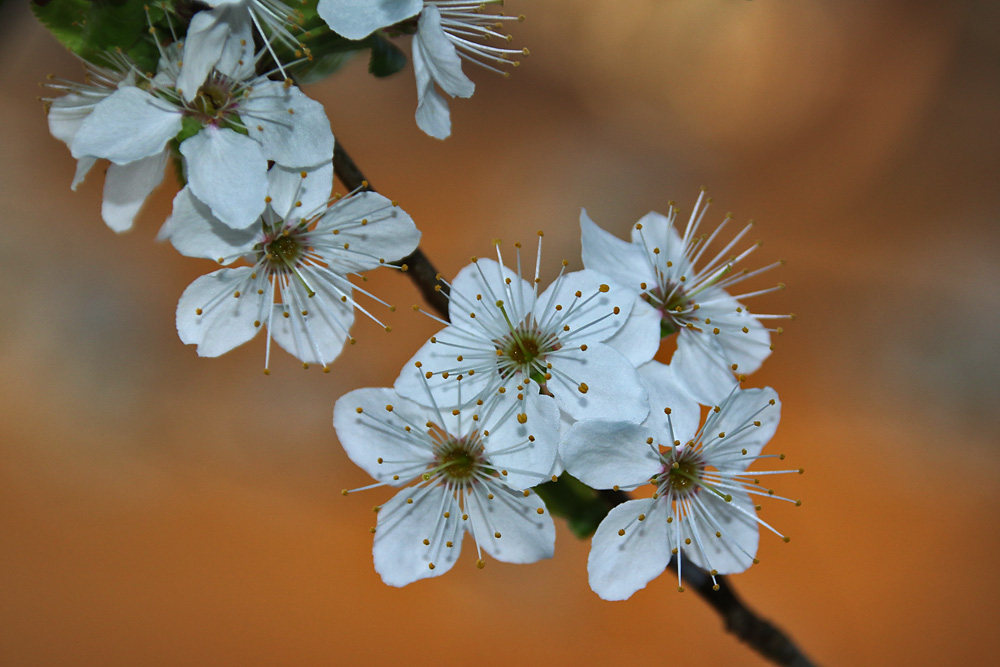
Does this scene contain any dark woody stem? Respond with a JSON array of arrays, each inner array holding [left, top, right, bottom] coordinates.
[[332, 141, 450, 316], [332, 140, 818, 667]]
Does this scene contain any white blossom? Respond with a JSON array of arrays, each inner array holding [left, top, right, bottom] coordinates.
[[396, 235, 657, 427], [561, 365, 801, 600], [580, 192, 789, 405], [44, 54, 170, 232], [317, 1, 527, 138], [334, 367, 558, 586], [166, 165, 420, 371], [70, 39, 333, 230], [177, 0, 307, 100]]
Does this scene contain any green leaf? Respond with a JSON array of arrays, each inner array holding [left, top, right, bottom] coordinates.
[[367, 33, 407, 78], [31, 0, 161, 72], [174, 115, 204, 145], [533, 473, 614, 539]]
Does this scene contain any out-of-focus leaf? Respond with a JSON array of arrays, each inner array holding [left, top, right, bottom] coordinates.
[[533, 473, 613, 538], [31, 0, 162, 72], [367, 33, 406, 78]]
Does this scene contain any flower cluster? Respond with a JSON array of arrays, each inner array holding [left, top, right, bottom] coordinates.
[[40, 1, 803, 602], [335, 204, 799, 593]]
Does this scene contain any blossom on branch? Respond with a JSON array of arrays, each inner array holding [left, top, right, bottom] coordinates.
[[166, 165, 420, 372], [43, 53, 169, 232], [560, 365, 800, 600], [397, 235, 658, 429], [67, 39, 333, 230], [334, 368, 558, 586], [317, 0, 527, 138], [580, 192, 789, 405], [177, 0, 307, 100]]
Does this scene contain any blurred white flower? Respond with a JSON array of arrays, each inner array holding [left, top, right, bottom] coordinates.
[[167, 165, 419, 371], [561, 367, 800, 600], [334, 366, 558, 586], [581, 192, 789, 405], [44, 54, 169, 232], [317, 0, 527, 138], [177, 0, 306, 100]]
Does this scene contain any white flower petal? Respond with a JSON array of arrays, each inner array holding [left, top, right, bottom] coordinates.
[[71, 156, 97, 191], [101, 151, 168, 233], [580, 209, 655, 289], [483, 391, 560, 490], [560, 420, 660, 489], [266, 163, 335, 221], [637, 361, 702, 444], [317, 0, 421, 40], [180, 126, 268, 228], [630, 210, 692, 276], [448, 258, 534, 335], [243, 81, 335, 168], [537, 269, 633, 346], [48, 92, 92, 147], [467, 487, 554, 564], [176, 267, 261, 357], [603, 295, 660, 367], [317, 192, 421, 273], [546, 344, 649, 424], [177, 7, 254, 101], [671, 328, 738, 406], [701, 291, 772, 375], [413, 71, 452, 140], [373, 485, 462, 587], [703, 387, 780, 470], [588, 499, 670, 601], [412, 5, 474, 139], [159, 186, 257, 260], [334, 388, 432, 484], [72, 86, 181, 165], [414, 5, 475, 97], [269, 272, 355, 365], [393, 329, 493, 407], [680, 489, 759, 575]]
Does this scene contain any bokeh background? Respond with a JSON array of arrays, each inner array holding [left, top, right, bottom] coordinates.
[[2, 0, 999, 664]]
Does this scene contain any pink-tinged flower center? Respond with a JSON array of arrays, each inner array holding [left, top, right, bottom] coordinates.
[[187, 77, 242, 126]]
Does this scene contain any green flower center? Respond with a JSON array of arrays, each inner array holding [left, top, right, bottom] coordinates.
[[256, 232, 307, 270], [438, 447, 478, 481], [660, 454, 705, 499], [505, 335, 540, 365]]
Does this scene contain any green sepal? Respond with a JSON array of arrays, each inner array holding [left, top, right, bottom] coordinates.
[[532, 473, 613, 539], [168, 139, 187, 188], [31, 0, 163, 73], [367, 33, 407, 78], [174, 115, 204, 145]]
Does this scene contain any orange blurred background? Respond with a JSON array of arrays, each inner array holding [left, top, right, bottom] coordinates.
[[2, 0, 998, 664]]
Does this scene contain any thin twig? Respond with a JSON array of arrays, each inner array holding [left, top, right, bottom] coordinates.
[[333, 140, 817, 667], [332, 141, 450, 315]]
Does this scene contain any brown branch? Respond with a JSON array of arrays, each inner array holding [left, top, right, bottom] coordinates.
[[332, 141, 450, 316], [333, 140, 817, 667]]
